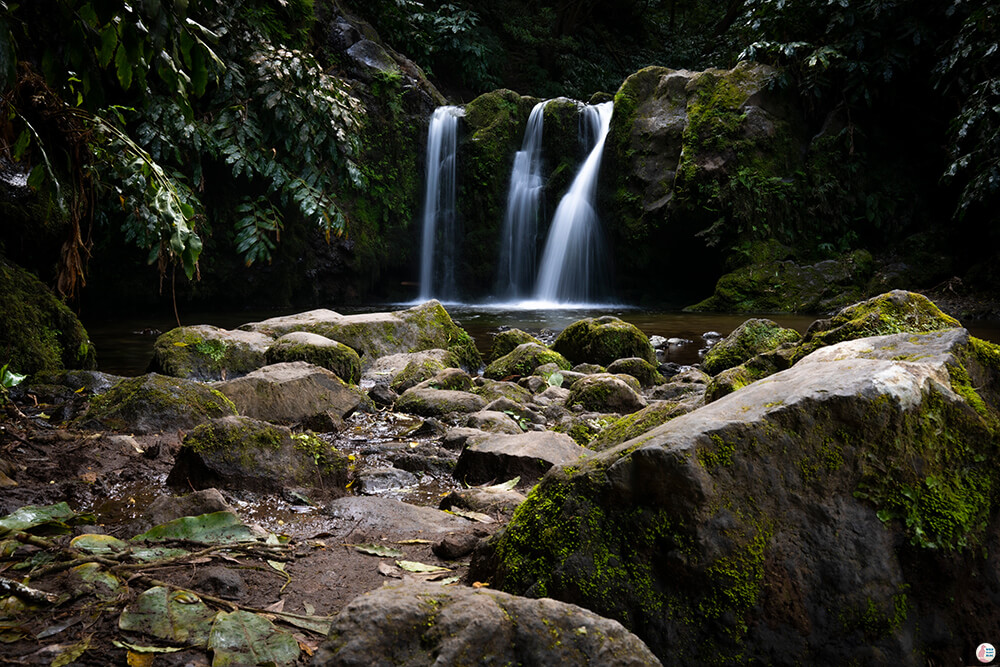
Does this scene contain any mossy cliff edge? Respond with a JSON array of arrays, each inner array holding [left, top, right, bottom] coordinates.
[[472, 325, 1000, 665]]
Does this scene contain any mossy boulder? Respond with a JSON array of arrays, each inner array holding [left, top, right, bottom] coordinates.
[[606, 357, 666, 387], [215, 362, 372, 425], [701, 318, 801, 375], [395, 387, 487, 417], [587, 400, 692, 452], [687, 247, 875, 314], [454, 431, 591, 486], [567, 373, 646, 414], [0, 258, 96, 376], [414, 368, 475, 392], [149, 325, 272, 382], [489, 329, 545, 364], [240, 300, 482, 372], [791, 289, 961, 362], [265, 332, 361, 384], [363, 349, 453, 391], [552, 316, 655, 367], [79, 373, 237, 434], [550, 413, 619, 447], [472, 326, 1000, 665], [167, 416, 349, 494], [474, 379, 534, 405], [485, 343, 571, 380]]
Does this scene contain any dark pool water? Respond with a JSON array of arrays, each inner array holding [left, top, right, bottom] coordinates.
[[82, 302, 1000, 377]]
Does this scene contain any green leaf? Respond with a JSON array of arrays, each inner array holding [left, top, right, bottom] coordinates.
[[111, 640, 183, 654], [70, 533, 127, 555], [70, 563, 124, 599], [547, 372, 564, 388], [353, 544, 405, 558], [115, 43, 133, 90], [486, 477, 520, 491], [207, 611, 299, 667], [98, 24, 119, 68], [0, 502, 77, 537], [131, 512, 259, 545], [51, 634, 91, 667], [118, 586, 216, 646], [396, 560, 450, 573]]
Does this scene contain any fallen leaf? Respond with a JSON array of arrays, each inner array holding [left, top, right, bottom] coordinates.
[[377, 562, 403, 579], [486, 476, 520, 491], [118, 586, 216, 647], [437, 576, 460, 586], [353, 543, 404, 558], [112, 640, 184, 653], [396, 560, 450, 574], [472, 581, 490, 588], [265, 599, 286, 613], [396, 539, 432, 545], [446, 508, 495, 524], [208, 610, 300, 667], [51, 634, 91, 667]]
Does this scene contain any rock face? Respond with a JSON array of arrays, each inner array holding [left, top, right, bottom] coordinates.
[[473, 327, 1000, 665], [312, 581, 662, 666], [552, 316, 656, 367], [215, 362, 371, 425], [0, 258, 96, 375], [149, 325, 272, 382], [240, 300, 481, 371], [79, 374, 237, 434], [167, 416, 349, 494]]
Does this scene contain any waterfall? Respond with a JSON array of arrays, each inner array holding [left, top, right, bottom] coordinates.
[[418, 106, 463, 302], [497, 100, 549, 299], [534, 101, 613, 304]]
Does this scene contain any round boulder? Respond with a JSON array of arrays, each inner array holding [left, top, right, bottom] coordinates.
[[485, 343, 571, 380], [266, 332, 361, 384], [567, 373, 647, 414], [552, 316, 655, 367]]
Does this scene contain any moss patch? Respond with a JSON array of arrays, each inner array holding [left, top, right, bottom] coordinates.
[[552, 316, 655, 367], [703, 319, 801, 376], [485, 343, 570, 380]]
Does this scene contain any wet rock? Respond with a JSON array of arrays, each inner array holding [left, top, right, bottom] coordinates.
[[413, 368, 475, 392], [432, 531, 484, 560], [313, 581, 662, 666], [567, 373, 646, 414], [322, 496, 470, 540], [216, 362, 372, 425], [167, 416, 349, 494], [484, 343, 571, 380], [453, 431, 590, 486], [517, 375, 548, 393], [701, 318, 801, 375], [440, 487, 527, 514], [442, 427, 489, 450], [266, 331, 362, 384], [361, 349, 452, 390], [77, 373, 237, 434], [606, 357, 666, 387], [530, 385, 571, 407], [240, 300, 481, 372], [366, 384, 398, 408], [473, 378, 534, 404], [149, 324, 272, 381], [31, 370, 123, 395], [483, 398, 542, 425], [648, 366, 710, 401], [552, 316, 655, 367], [464, 410, 523, 434], [357, 467, 419, 495], [346, 39, 399, 79], [144, 488, 236, 527], [395, 387, 487, 417], [488, 328, 545, 363], [388, 352, 450, 393]]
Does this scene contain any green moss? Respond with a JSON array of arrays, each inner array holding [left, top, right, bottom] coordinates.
[[291, 431, 350, 477], [484, 343, 570, 380], [703, 319, 801, 375], [0, 258, 97, 376], [839, 587, 910, 641], [589, 402, 681, 451], [698, 433, 737, 470], [266, 339, 361, 384], [82, 374, 238, 432], [489, 329, 544, 364], [551, 316, 655, 367]]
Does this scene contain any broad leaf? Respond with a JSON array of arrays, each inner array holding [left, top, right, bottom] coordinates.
[[118, 586, 216, 647], [208, 610, 299, 667], [0, 502, 78, 537], [132, 512, 259, 544], [396, 560, 450, 573], [354, 544, 404, 558], [486, 477, 520, 491]]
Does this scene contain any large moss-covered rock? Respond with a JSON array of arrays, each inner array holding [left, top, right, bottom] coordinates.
[[0, 258, 96, 375], [588, 400, 693, 452], [240, 300, 481, 371], [149, 325, 272, 381], [687, 245, 875, 314], [215, 362, 371, 425], [606, 357, 666, 387], [552, 316, 655, 367], [566, 373, 647, 414], [167, 416, 349, 493], [488, 329, 545, 363], [395, 387, 487, 417], [701, 318, 801, 375], [79, 374, 237, 434], [472, 326, 1000, 665], [485, 343, 571, 380], [314, 581, 661, 666], [265, 331, 361, 384]]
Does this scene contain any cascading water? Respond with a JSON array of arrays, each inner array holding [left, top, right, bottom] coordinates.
[[496, 100, 549, 298], [418, 106, 463, 302], [533, 101, 614, 304]]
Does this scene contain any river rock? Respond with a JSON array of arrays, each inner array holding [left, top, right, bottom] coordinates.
[[567, 373, 647, 414], [395, 387, 487, 417], [606, 357, 666, 387], [442, 427, 489, 450], [78, 373, 237, 434], [473, 326, 1000, 665], [473, 378, 534, 404], [488, 328, 545, 363], [167, 416, 350, 493], [648, 366, 710, 401], [588, 400, 694, 452], [388, 352, 450, 393], [413, 368, 475, 392], [484, 342, 571, 380], [322, 496, 470, 540], [453, 431, 590, 485], [464, 410, 523, 434], [552, 316, 655, 366], [312, 581, 661, 666], [149, 324, 272, 381], [356, 467, 418, 495], [265, 331, 362, 384], [144, 488, 236, 527], [361, 349, 452, 389], [215, 362, 371, 425], [239, 300, 481, 371], [484, 397, 543, 425], [700, 318, 801, 375], [31, 369, 123, 395], [440, 486, 527, 514]]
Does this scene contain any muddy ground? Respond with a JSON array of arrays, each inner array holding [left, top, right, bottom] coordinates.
[[0, 405, 503, 666]]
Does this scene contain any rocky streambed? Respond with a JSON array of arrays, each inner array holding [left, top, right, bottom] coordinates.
[[1, 291, 998, 665]]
